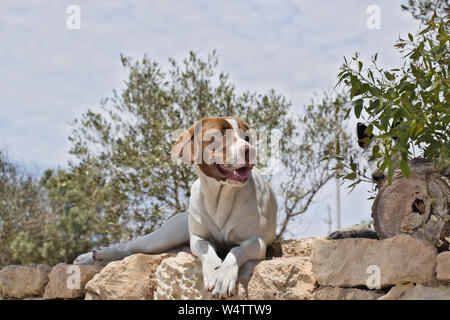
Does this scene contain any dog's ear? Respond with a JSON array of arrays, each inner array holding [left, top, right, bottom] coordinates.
[[357, 122, 373, 149], [172, 125, 196, 164], [234, 117, 250, 131]]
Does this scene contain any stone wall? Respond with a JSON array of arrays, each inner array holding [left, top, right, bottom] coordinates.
[[1, 234, 449, 300]]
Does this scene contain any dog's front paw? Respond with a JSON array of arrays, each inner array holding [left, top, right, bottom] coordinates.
[[211, 261, 239, 299], [202, 259, 222, 292]]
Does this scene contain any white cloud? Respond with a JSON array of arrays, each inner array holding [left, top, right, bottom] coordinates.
[[0, 0, 420, 236]]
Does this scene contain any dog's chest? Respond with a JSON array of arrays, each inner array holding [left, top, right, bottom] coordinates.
[[198, 187, 246, 245]]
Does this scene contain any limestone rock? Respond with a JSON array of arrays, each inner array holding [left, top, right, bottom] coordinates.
[[436, 252, 450, 281], [379, 282, 450, 300], [0, 264, 51, 299], [312, 234, 436, 288], [267, 237, 326, 258], [247, 257, 317, 300], [154, 252, 254, 300], [314, 286, 384, 300], [85, 253, 172, 300], [43, 263, 102, 299], [84, 291, 100, 300]]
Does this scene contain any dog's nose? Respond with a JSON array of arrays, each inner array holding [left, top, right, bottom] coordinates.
[[243, 145, 249, 156], [244, 146, 250, 164], [241, 144, 256, 165]]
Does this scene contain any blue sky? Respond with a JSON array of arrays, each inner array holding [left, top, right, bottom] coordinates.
[[0, 0, 420, 237]]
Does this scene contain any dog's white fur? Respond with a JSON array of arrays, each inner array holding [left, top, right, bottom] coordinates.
[[74, 117, 278, 298], [189, 165, 277, 297]]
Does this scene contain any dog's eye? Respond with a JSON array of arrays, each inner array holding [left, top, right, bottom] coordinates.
[[245, 135, 250, 143]]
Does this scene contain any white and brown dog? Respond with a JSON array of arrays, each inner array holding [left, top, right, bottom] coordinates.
[[74, 117, 278, 298]]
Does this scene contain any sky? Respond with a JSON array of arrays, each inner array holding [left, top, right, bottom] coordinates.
[[0, 0, 421, 238]]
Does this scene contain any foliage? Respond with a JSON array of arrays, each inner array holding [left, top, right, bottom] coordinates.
[[0, 150, 50, 265], [330, 12, 449, 186], [401, 0, 449, 21], [40, 165, 130, 263], [68, 51, 292, 237], [0, 149, 130, 265], [68, 51, 354, 243], [276, 92, 354, 238], [1, 52, 354, 265]]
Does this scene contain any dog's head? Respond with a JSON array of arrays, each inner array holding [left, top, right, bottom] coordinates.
[[172, 117, 256, 185]]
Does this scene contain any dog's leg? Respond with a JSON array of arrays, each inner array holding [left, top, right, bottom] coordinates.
[[74, 240, 133, 266], [212, 236, 266, 298], [123, 210, 190, 253], [75, 211, 190, 265], [190, 234, 223, 293]]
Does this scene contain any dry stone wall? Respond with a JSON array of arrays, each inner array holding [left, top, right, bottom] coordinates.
[[1, 235, 449, 300]]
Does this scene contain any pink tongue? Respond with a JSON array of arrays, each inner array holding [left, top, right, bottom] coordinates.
[[236, 167, 249, 178], [219, 165, 249, 180]]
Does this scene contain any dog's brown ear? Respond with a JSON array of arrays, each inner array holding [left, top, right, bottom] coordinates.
[[236, 117, 250, 131], [171, 125, 196, 164]]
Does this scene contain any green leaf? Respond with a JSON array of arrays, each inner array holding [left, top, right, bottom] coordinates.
[[399, 160, 410, 178], [384, 71, 395, 81], [366, 124, 373, 137], [380, 157, 389, 174], [343, 172, 357, 180], [368, 86, 382, 96], [354, 99, 363, 118]]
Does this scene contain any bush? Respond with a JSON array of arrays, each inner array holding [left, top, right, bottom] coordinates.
[[331, 12, 449, 186]]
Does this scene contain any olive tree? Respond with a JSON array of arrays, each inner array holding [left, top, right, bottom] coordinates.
[[0, 51, 355, 266], [67, 51, 354, 243]]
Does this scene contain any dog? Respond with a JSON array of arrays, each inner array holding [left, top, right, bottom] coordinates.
[[74, 117, 278, 298]]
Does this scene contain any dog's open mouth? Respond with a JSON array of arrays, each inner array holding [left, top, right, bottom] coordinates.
[[214, 164, 251, 183]]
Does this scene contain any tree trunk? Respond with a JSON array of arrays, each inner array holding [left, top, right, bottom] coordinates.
[[372, 158, 450, 252]]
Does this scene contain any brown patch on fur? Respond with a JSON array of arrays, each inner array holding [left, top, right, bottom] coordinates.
[[226, 117, 250, 132], [173, 117, 252, 182]]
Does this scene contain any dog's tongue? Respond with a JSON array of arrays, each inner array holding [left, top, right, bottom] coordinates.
[[235, 166, 249, 178], [219, 165, 249, 181]]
